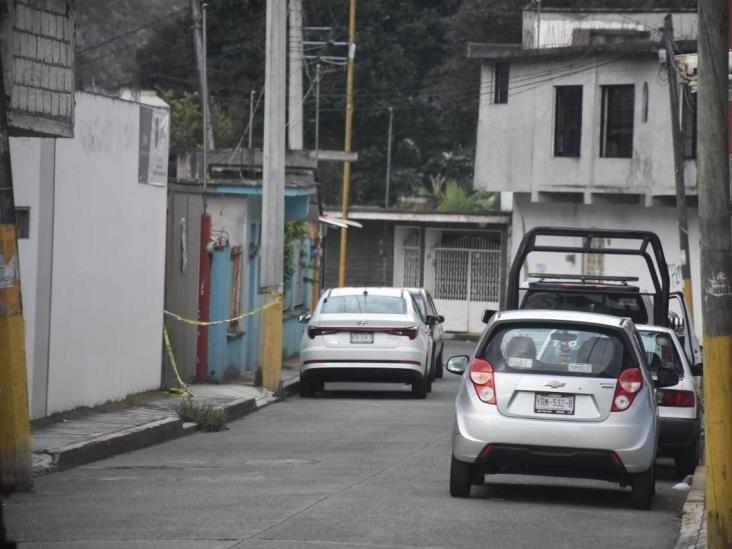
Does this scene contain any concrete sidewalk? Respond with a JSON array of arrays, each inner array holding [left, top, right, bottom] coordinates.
[[31, 362, 300, 476], [674, 466, 707, 549]]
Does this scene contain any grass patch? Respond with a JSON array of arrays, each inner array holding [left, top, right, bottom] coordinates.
[[176, 399, 226, 432]]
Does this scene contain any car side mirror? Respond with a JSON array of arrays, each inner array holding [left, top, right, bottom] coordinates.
[[438, 315, 445, 324], [482, 309, 497, 324], [691, 363, 703, 377], [426, 315, 441, 326], [298, 313, 312, 324], [654, 366, 680, 388], [446, 355, 470, 375]]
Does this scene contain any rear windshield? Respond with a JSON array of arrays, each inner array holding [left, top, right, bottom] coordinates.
[[478, 324, 630, 378], [521, 291, 649, 324], [639, 330, 684, 375], [320, 295, 407, 315]]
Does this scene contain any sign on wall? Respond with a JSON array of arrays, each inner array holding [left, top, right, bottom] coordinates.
[[138, 106, 170, 186]]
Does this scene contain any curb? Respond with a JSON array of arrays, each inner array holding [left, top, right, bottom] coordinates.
[[32, 388, 289, 476], [674, 465, 706, 549]]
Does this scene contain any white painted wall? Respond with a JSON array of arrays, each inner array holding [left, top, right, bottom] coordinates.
[[522, 10, 697, 48], [44, 92, 168, 414], [12, 138, 42, 412], [511, 194, 702, 338], [474, 55, 697, 196]]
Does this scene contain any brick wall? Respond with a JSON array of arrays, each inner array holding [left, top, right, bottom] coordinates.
[[3, 0, 74, 137], [323, 221, 395, 289]]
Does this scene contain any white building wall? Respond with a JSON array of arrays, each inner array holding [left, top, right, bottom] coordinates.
[[11, 138, 42, 411], [511, 194, 702, 338], [44, 92, 168, 414], [474, 56, 697, 197]]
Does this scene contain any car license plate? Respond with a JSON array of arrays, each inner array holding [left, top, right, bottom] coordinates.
[[534, 393, 575, 415], [350, 332, 374, 344]]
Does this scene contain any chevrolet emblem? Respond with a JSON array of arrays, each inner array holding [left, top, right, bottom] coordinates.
[[545, 381, 566, 389]]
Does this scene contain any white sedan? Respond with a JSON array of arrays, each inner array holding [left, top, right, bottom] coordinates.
[[298, 287, 433, 398]]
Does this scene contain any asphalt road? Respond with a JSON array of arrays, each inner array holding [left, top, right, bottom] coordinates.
[[5, 340, 687, 549]]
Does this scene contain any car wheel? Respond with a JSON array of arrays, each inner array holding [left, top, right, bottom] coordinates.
[[675, 437, 700, 478], [631, 466, 655, 510], [450, 456, 474, 498], [428, 347, 437, 382], [426, 375, 433, 393], [435, 349, 444, 379], [299, 378, 316, 398], [411, 376, 428, 399]]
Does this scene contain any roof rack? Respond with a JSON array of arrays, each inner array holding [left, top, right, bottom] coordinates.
[[528, 273, 640, 283]]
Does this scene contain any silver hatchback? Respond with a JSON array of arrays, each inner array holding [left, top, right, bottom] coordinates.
[[447, 310, 679, 509]]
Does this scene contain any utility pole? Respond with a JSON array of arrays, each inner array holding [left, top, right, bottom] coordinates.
[[288, 0, 304, 150], [384, 106, 393, 208], [0, 48, 32, 492], [663, 14, 694, 317], [191, 0, 215, 149], [260, 0, 286, 393], [337, 0, 357, 287], [315, 63, 321, 166], [248, 89, 256, 150], [194, 1, 212, 382], [698, 0, 732, 546]]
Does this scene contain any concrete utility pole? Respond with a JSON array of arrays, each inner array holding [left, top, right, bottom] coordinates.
[[288, 0, 304, 150], [191, 0, 215, 150], [0, 50, 32, 492], [315, 63, 321, 166], [697, 0, 732, 546], [662, 14, 694, 317], [384, 106, 393, 208], [260, 0, 286, 393], [337, 0, 357, 287]]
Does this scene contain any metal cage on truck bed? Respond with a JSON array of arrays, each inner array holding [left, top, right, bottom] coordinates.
[[506, 227, 670, 327]]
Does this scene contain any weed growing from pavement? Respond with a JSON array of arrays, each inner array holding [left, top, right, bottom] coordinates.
[[176, 399, 226, 432]]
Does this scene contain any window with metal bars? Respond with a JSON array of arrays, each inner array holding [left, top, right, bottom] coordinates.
[[554, 86, 583, 157], [494, 63, 509, 104], [600, 85, 634, 158]]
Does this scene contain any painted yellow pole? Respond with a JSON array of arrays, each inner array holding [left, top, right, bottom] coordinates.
[[337, 0, 357, 287], [0, 50, 32, 491], [697, 0, 732, 546]]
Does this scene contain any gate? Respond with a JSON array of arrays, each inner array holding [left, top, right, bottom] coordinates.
[[432, 233, 501, 333]]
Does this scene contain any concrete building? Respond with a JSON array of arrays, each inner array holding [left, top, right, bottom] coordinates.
[[469, 7, 704, 333], [166, 149, 318, 384], [15, 91, 170, 419], [322, 207, 510, 334]]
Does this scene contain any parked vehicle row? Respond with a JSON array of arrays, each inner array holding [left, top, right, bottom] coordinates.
[[298, 286, 446, 399], [446, 227, 702, 510]]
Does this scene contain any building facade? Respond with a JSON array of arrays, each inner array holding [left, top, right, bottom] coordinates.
[[470, 8, 704, 334]]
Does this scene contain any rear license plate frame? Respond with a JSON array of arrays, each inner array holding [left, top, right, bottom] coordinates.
[[534, 392, 575, 415], [350, 332, 374, 344]]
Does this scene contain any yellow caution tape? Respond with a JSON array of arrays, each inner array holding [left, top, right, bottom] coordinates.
[[162, 293, 283, 396], [163, 293, 283, 327], [163, 323, 193, 398]]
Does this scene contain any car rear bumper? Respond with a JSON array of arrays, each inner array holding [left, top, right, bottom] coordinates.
[[659, 417, 700, 450], [452, 386, 656, 474], [465, 443, 629, 484], [301, 363, 425, 384]]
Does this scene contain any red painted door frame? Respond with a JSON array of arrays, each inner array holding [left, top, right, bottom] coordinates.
[[196, 214, 212, 381]]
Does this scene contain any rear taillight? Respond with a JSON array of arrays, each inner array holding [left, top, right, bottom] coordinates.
[[386, 327, 418, 339], [611, 368, 643, 412], [469, 359, 496, 405], [658, 389, 695, 407], [307, 326, 339, 339]]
